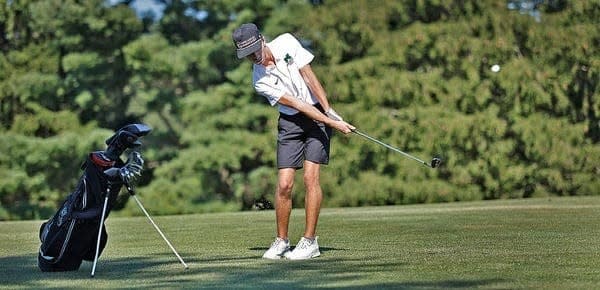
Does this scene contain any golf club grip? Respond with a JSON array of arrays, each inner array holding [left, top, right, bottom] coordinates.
[[352, 129, 430, 167]]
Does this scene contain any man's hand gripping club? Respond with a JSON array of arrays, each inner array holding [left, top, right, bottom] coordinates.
[[325, 107, 355, 134]]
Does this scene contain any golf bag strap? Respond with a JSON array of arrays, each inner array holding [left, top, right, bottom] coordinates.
[[71, 208, 102, 219], [90, 151, 116, 168]]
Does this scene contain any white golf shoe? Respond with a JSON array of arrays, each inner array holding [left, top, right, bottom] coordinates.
[[284, 237, 321, 260], [262, 237, 290, 259]]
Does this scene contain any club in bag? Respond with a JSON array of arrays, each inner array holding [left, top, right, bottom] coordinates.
[[352, 129, 442, 168]]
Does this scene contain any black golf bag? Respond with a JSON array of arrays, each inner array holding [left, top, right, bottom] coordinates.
[[38, 124, 151, 272]]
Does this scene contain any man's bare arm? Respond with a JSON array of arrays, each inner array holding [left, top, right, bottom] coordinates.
[[299, 64, 330, 111], [277, 94, 354, 134]]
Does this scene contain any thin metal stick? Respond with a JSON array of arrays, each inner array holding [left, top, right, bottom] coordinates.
[[132, 195, 188, 269], [352, 129, 432, 168], [91, 190, 110, 277]]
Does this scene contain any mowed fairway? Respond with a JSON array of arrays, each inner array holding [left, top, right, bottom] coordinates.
[[1, 196, 599, 289]]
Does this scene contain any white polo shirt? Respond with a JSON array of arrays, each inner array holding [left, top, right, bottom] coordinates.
[[252, 33, 317, 115]]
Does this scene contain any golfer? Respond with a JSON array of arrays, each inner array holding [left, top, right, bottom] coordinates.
[[233, 23, 355, 260]]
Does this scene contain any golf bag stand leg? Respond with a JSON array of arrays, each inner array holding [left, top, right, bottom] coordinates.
[[90, 186, 111, 277], [132, 193, 188, 269]]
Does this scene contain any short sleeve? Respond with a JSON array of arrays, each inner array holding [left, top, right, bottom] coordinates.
[[280, 33, 314, 68]]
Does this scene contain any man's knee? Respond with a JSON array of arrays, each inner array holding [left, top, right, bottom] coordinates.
[[303, 164, 321, 188], [303, 174, 321, 191], [277, 179, 294, 199]]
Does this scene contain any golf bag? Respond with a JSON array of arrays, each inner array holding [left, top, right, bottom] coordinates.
[[38, 124, 151, 272]]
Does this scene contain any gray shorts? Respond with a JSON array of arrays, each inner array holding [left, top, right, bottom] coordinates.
[[277, 106, 332, 169]]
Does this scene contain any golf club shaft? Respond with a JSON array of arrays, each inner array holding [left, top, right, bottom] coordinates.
[[91, 192, 110, 277], [133, 195, 188, 269], [352, 129, 431, 167]]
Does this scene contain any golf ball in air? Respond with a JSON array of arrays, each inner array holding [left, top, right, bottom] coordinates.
[[491, 64, 500, 72]]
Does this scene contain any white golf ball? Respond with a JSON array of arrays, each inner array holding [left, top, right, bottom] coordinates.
[[491, 64, 500, 72]]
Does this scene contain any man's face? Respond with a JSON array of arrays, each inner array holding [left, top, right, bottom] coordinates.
[[246, 41, 264, 64]]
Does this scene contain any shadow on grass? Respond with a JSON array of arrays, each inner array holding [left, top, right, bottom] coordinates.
[[249, 246, 346, 252], [0, 253, 505, 289]]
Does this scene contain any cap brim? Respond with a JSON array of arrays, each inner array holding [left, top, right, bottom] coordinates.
[[236, 41, 262, 59]]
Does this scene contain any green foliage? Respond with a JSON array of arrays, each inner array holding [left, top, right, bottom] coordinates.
[[0, 127, 110, 220], [0, 0, 598, 220]]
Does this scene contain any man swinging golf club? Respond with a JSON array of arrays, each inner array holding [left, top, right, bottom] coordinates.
[[233, 23, 355, 260]]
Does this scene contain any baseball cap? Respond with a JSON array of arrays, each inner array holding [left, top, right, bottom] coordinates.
[[232, 23, 263, 59]]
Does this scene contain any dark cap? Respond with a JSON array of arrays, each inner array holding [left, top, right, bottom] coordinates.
[[232, 23, 263, 59]]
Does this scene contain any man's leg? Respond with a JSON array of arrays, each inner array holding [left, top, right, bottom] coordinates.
[[276, 168, 296, 239], [263, 168, 296, 259], [303, 161, 322, 238], [283, 160, 322, 260]]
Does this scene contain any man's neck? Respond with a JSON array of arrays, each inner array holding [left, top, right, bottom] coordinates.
[[260, 46, 276, 67]]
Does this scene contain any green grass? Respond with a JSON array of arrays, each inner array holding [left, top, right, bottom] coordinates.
[[1, 196, 599, 289]]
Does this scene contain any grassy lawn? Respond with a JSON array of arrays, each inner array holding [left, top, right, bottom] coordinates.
[[1, 196, 599, 289]]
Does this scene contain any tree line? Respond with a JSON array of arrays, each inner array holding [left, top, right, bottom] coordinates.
[[0, 0, 598, 220]]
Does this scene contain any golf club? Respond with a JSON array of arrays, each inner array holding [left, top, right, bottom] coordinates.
[[352, 129, 442, 168]]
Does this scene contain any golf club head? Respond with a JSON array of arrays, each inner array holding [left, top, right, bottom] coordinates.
[[430, 157, 442, 168]]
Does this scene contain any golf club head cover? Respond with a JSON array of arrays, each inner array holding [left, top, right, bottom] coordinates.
[[104, 123, 152, 160], [326, 108, 344, 121]]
